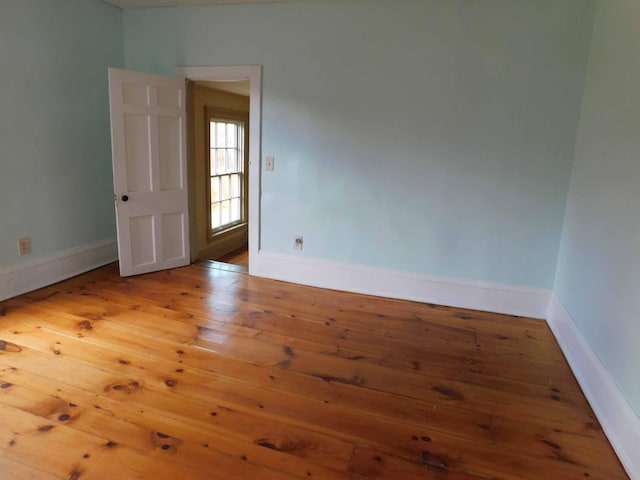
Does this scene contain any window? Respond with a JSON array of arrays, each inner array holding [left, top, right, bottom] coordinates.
[[208, 117, 245, 233]]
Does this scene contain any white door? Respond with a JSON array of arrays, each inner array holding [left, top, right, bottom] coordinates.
[[108, 68, 190, 277]]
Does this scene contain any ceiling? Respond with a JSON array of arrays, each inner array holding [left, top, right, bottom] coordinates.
[[103, 0, 297, 8]]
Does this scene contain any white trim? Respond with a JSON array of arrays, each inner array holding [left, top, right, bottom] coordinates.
[[0, 238, 118, 302], [547, 293, 640, 480], [253, 251, 551, 318], [176, 65, 262, 275]]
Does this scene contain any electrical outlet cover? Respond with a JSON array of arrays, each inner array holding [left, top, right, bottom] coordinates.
[[17, 237, 32, 256], [265, 156, 275, 171]]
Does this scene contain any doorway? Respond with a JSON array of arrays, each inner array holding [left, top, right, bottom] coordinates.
[[178, 66, 261, 275], [190, 81, 250, 270]]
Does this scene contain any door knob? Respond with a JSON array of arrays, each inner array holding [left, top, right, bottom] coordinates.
[[121, 195, 129, 202]]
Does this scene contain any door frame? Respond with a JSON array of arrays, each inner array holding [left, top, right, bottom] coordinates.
[[177, 66, 261, 275]]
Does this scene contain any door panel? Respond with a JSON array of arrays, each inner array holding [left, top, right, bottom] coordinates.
[[162, 212, 186, 261], [158, 115, 183, 191], [129, 216, 156, 267], [124, 114, 152, 193], [108, 68, 190, 277]]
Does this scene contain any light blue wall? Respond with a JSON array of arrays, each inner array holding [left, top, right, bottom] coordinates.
[[554, 0, 640, 416], [123, 0, 595, 288], [0, 0, 123, 269]]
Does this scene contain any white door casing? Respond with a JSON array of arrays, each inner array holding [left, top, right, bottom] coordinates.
[[108, 68, 190, 276]]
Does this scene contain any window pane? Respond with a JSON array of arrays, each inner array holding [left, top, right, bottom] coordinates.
[[216, 150, 225, 174], [220, 175, 230, 200], [211, 202, 220, 229], [216, 123, 226, 147], [226, 123, 237, 148], [210, 177, 220, 202], [230, 174, 240, 197], [226, 149, 237, 172], [209, 150, 217, 175], [220, 200, 230, 226], [230, 198, 240, 222], [209, 122, 216, 148]]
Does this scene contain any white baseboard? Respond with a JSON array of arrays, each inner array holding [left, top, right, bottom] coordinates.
[[252, 251, 551, 319], [547, 293, 640, 480], [0, 238, 118, 302]]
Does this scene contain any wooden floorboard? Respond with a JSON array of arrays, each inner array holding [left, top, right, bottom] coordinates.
[[0, 263, 628, 479], [216, 247, 249, 269]]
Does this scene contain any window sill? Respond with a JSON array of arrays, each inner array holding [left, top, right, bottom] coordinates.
[[208, 222, 247, 243]]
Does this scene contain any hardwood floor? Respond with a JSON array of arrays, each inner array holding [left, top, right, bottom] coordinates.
[[217, 247, 249, 268], [0, 263, 627, 480]]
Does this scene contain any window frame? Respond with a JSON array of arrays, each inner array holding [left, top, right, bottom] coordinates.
[[205, 107, 249, 240]]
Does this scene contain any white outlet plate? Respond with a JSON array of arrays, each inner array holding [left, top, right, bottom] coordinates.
[[265, 156, 275, 171], [18, 237, 32, 256], [293, 235, 303, 250]]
